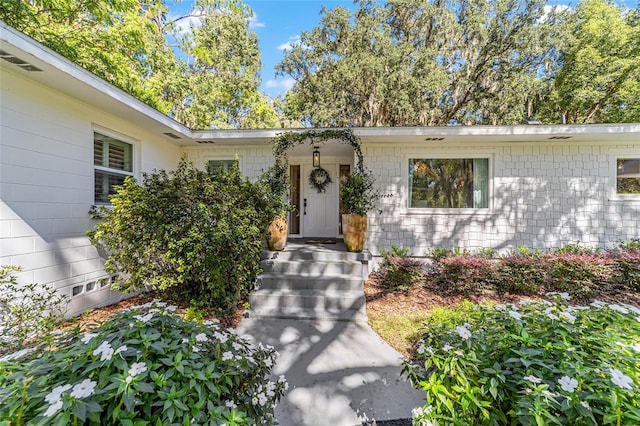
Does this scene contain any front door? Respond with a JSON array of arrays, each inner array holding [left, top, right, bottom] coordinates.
[[302, 163, 338, 238]]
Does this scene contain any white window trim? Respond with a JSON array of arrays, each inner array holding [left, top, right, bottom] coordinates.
[[402, 152, 494, 215], [92, 126, 138, 205], [609, 151, 640, 202]]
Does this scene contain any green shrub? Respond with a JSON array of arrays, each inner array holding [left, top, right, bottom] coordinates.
[[88, 156, 269, 314], [431, 255, 494, 293], [612, 249, 640, 291], [378, 246, 426, 291], [0, 301, 287, 424], [430, 247, 450, 262], [0, 266, 67, 355], [404, 296, 640, 425], [556, 242, 600, 255], [493, 255, 548, 294], [545, 253, 616, 298], [620, 238, 640, 252]]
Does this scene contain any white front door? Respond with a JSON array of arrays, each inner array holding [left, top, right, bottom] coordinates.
[[302, 164, 339, 238]]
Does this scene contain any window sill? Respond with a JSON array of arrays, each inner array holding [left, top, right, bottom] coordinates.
[[401, 208, 493, 216]]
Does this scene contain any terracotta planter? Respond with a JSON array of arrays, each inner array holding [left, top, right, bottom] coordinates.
[[267, 217, 288, 251], [342, 214, 367, 252]]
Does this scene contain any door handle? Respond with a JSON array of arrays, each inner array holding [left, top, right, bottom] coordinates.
[[303, 198, 307, 215]]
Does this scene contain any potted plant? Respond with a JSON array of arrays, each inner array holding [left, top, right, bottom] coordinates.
[[259, 160, 292, 251], [340, 167, 381, 252]]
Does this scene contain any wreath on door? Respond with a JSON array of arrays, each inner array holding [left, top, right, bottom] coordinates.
[[309, 167, 332, 193]]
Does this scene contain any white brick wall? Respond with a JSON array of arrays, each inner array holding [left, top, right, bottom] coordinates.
[[364, 142, 640, 256], [0, 69, 181, 317]]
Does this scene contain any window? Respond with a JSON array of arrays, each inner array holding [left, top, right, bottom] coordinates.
[[616, 158, 640, 195], [94, 132, 133, 204], [408, 158, 489, 208], [207, 159, 237, 175]]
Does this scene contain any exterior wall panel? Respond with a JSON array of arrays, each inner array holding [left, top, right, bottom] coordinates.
[[0, 69, 181, 317]]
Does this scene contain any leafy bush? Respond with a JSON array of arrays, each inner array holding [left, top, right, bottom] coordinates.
[[545, 253, 616, 298], [0, 301, 287, 424], [620, 238, 640, 251], [88, 156, 269, 313], [378, 246, 426, 291], [0, 266, 67, 355], [493, 255, 548, 294], [431, 255, 494, 293], [612, 248, 640, 291], [404, 296, 640, 425]]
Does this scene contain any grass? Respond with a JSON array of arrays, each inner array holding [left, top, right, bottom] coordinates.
[[368, 311, 430, 358]]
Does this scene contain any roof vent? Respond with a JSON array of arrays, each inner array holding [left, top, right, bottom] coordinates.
[[196, 140, 216, 144], [163, 132, 181, 139], [424, 137, 445, 141], [0, 52, 43, 72], [548, 136, 572, 140]]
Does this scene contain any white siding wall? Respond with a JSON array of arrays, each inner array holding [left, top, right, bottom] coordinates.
[[182, 145, 273, 181], [365, 142, 640, 256], [0, 70, 181, 316]]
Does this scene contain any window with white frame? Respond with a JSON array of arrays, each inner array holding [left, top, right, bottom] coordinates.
[[207, 159, 238, 175], [94, 132, 133, 204], [408, 158, 489, 208], [616, 158, 640, 195]]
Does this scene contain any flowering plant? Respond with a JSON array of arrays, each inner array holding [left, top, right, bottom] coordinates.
[[404, 295, 640, 425], [0, 301, 287, 424]]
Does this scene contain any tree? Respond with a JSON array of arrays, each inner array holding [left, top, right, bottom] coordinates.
[[0, 0, 278, 129], [276, 0, 559, 127], [537, 0, 640, 123]]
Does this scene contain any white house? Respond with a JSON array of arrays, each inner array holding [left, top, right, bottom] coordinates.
[[1, 21, 639, 316]]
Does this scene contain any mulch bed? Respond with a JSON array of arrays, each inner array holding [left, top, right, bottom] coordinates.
[[364, 273, 640, 319]]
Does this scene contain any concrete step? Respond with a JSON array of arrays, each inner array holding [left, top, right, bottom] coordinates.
[[249, 289, 365, 311], [257, 273, 363, 291], [261, 259, 363, 276], [263, 249, 370, 263], [248, 306, 368, 323]]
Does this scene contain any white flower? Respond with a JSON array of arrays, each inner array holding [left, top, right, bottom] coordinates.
[[546, 313, 559, 321], [125, 376, 133, 384], [45, 384, 72, 404], [70, 379, 97, 399], [608, 304, 629, 314], [225, 400, 237, 409], [43, 399, 63, 417], [495, 304, 506, 311], [508, 310, 522, 321], [165, 305, 177, 312], [195, 333, 208, 342], [128, 362, 147, 377], [222, 351, 234, 361], [214, 332, 229, 344], [591, 300, 606, 308], [454, 350, 464, 357], [412, 404, 433, 418], [523, 375, 542, 384], [265, 357, 273, 368], [559, 312, 576, 322], [625, 304, 640, 315], [442, 344, 453, 352], [81, 333, 98, 344], [92, 341, 114, 361], [232, 342, 242, 351], [610, 368, 634, 390], [633, 343, 640, 352], [0, 347, 36, 362], [133, 313, 154, 323], [546, 291, 571, 300], [558, 376, 578, 393], [115, 345, 127, 355], [192, 346, 200, 352], [455, 325, 472, 340], [580, 401, 590, 410]]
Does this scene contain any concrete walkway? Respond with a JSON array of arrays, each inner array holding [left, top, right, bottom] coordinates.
[[235, 317, 424, 426]]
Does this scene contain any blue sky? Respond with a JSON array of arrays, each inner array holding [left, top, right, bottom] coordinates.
[[244, 0, 358, 99], [171, 0, 635, 100]]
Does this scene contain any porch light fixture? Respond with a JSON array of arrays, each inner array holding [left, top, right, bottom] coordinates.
[[312, 146, 320, 168]]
